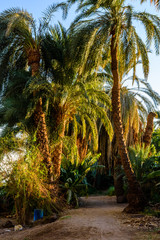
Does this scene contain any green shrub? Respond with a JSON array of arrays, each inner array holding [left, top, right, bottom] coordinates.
[[128, 144, 160, 203], [5, 145, 55, 225], [60, 152, 101, 207], [0, 133, 57, 225], [152, 129, 160, 153], [106, 186, 115, 196]]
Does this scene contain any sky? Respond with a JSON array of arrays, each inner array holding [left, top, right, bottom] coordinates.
[[0, 0, 160, 96]]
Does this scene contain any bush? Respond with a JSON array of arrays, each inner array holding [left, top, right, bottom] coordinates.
[[106, 186, 115, 196], [6, 146, 56, 224], [128, 144, 160, 203], [60, 152, 101, 207], [0, 134, 57, 225]]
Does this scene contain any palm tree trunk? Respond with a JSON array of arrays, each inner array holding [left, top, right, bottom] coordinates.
[[111, 32, 146, 212], [28, 48, 52, 179], [77, 134, 88, 162], [98, 125, 112, 174], [27, 48, 41, 76], [52, 108, 66, 179], [114, 156, 126, 203], [112, 135, 126, 203], [34, 98, 52, 177], [143, 112, 156, 148]]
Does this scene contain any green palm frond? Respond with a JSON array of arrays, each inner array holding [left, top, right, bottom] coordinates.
[[43, 3, 68, 23], [67, 0, 160, 83]]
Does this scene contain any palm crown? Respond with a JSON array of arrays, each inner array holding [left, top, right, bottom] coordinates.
[[69, 0, 160, 78]]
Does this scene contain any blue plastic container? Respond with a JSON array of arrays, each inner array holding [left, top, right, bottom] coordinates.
[[34, 209, 43, 221]]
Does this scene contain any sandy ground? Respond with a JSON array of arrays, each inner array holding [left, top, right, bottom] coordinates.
[[0, 196, 159, 240]]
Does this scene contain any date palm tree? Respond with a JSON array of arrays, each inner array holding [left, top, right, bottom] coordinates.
[[103, 64, 160, 202], [67, 0, 160, 212], [0, 5, 67, 179], [39, 23, 113, 179], [104, 63, 160, 145]]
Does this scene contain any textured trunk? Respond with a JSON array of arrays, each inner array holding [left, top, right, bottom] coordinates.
[[111, 32, 146, 212], [112, 135, 126, 203], [133, 127, 139, 145], [28, 48, 52, 179], [143, 112, 156, 148], [98, 125, 112, 174], [127, 116, 134, 147], [34, 98, 52, 176], [114, 156, 126, 203], [52, 108, 66, 179], [77, 134, 88, 162], [27, 48, 40, 76]]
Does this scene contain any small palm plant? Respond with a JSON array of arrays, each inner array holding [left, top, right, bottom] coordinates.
[[60, 141, 101, 207], [128, 144, 160, 202], [128, 144, 155, 181]]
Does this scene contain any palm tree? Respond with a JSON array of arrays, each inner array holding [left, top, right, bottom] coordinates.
[[0, 5, 67, 179], [39, 23, 113, 179], [103, 64, 160, 202], [67, 0, 160, 212], [104, 63, 160, 144]]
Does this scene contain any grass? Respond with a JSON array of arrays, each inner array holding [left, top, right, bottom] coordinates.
[[59, 215, 72, 220]]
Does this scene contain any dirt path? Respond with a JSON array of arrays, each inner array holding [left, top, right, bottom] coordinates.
[[0, 196, 159, 240]]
